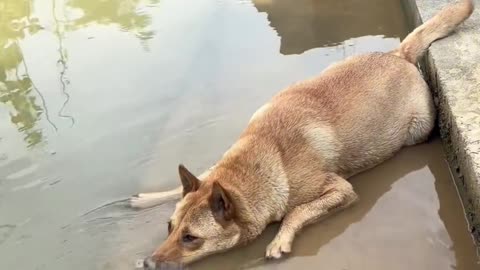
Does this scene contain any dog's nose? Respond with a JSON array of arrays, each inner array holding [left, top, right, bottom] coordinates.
[[143, 256, 184, 270], [143, 256, 156, 269]]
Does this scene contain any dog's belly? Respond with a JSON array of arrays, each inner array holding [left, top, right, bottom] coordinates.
[[333, 122, 409, 178], [332, 59, 433, 177]]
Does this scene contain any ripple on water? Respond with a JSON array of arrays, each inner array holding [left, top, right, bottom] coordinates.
[[11, 178, 46, 192], [61, 199, 177, 270], [0, 224, 16, 245], [5, 164, 39, 181]]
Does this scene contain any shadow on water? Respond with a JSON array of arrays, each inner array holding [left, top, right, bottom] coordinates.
[[0, 0, 157, 148], [432, 157, 480, 269], [252, 0, 409, 55]]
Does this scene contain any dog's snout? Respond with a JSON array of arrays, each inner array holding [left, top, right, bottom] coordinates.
[[143, 257, 184, 270], [143, 256, 156, 270]]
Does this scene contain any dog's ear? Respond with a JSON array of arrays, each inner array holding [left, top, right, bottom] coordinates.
[[178, 164, 200, 196], [209, 181, 235, 223]]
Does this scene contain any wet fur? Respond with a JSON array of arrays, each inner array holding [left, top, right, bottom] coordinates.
[[133, 0, 474, 268]]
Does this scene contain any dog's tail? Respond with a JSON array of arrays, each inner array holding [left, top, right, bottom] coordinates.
[[392, 0, 474, 63]]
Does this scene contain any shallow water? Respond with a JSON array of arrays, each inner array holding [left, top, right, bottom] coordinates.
[[0, 0, 478, 269]]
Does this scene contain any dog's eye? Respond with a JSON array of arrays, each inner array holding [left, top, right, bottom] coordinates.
[[182, 234, 198, 243], [167, 221, 172, 234]]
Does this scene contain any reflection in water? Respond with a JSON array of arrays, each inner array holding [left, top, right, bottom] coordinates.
[[67, 0, 159, 42], [0, 0, 49, 147], [253, 0, 409, 54], [0, 0, 157, 147], [53, 0, 75, 126]]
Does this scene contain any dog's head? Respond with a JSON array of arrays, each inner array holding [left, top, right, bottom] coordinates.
[[143, 165, 243, 269]]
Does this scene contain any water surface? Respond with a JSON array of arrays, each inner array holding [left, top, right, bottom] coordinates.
[[0, 0, 478, 269]]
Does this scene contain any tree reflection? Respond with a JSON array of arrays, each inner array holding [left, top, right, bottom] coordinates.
[[0, 0, 157, 148], [0, 0, 47, 147], [253, 0, 408, 54], [67, 0, 159, 41]]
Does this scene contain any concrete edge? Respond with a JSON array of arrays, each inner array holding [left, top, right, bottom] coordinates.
[[404, 0, 480, 245]]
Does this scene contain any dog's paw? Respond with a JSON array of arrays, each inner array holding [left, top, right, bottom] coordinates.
[[265, 236, 292, 259]]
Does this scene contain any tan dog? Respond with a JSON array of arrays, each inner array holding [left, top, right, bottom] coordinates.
[[131, 0, 474, 268]]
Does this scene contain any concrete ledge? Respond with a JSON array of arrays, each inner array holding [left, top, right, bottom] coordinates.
[[405, 0, 480, 244]]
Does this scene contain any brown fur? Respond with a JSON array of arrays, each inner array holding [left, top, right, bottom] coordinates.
[[136, 1, 474, 268], [392, 0, 474, 63]]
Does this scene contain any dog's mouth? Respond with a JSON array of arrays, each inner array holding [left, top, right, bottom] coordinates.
[[142, 257, 185, 270]]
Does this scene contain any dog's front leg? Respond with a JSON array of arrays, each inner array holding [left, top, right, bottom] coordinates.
[[265, 173, 358, 259]]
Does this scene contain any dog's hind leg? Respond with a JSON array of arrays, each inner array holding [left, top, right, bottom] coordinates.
[[405, 83, 435, 146], [265, 173, 358, 259], [129, 186, 183, 209]]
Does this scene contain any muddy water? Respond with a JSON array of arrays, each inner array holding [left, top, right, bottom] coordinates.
[[0, 0, 478, 269]]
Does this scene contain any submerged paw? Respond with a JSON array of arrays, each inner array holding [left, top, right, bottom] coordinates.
[[265, 237, 292, 259]]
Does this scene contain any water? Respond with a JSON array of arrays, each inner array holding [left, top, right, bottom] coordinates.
[[0, 0, 478, 269]]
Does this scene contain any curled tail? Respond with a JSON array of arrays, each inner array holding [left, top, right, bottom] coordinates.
[[392, 0, 474, 63]]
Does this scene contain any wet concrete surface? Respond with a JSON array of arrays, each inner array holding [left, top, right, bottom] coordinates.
[[410, 0, 480, 246]]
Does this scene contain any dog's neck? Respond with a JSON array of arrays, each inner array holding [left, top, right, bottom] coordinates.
[[209, 135, 290, 243]]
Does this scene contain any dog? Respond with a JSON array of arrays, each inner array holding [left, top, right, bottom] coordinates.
[[130, 1, 474, 268]]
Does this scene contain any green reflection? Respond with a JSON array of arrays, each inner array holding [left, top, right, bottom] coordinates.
[[0, 0, 46, 147], [0, 0, 157, 148], [67, 0, 159, 41]]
